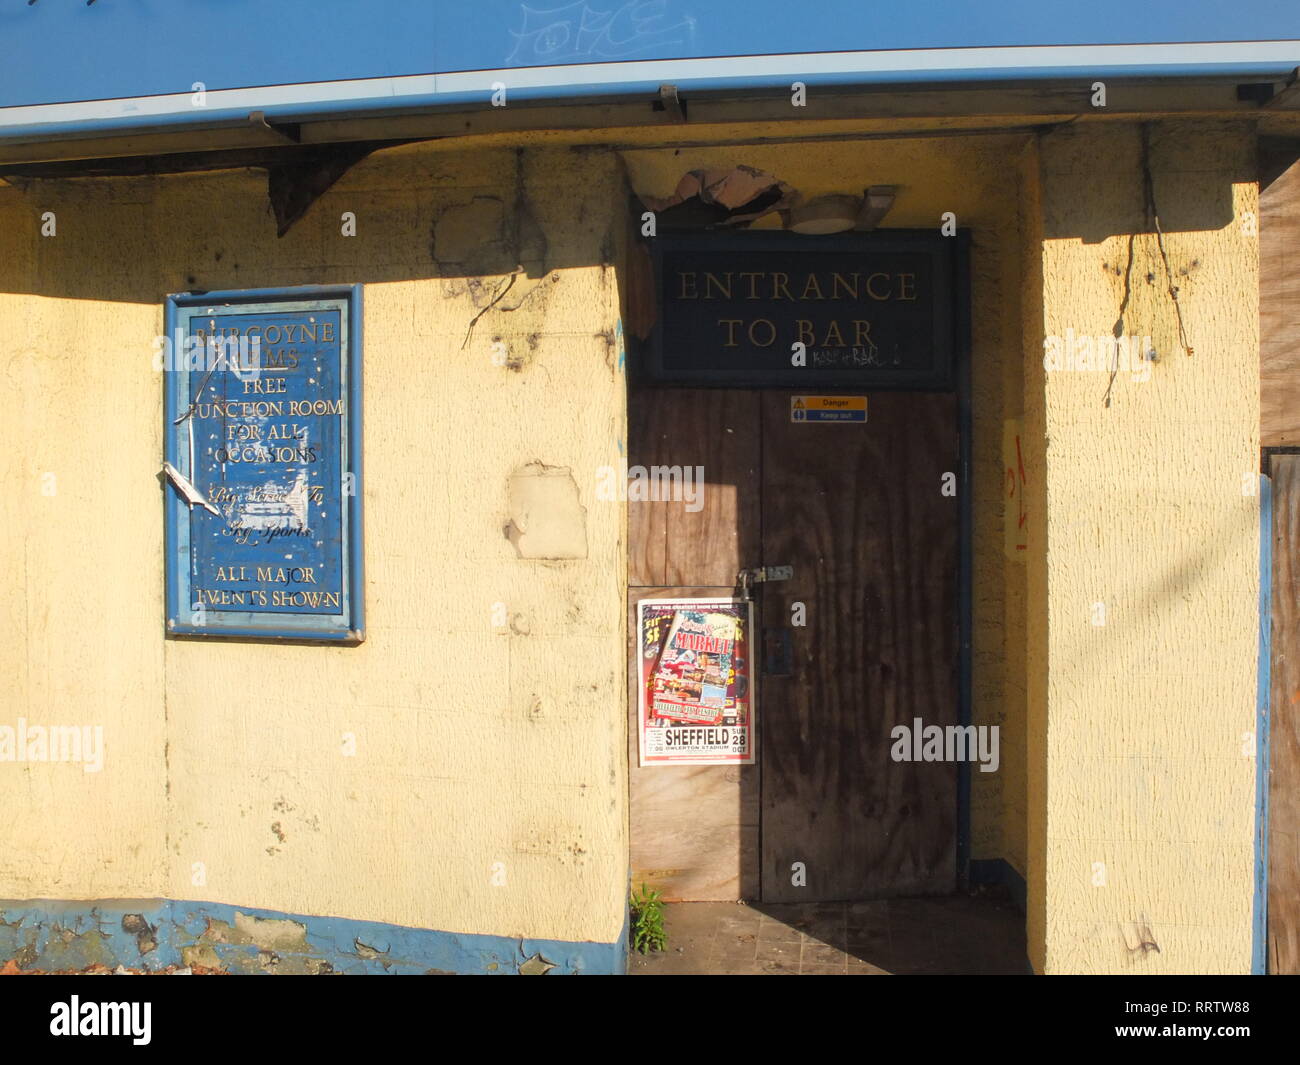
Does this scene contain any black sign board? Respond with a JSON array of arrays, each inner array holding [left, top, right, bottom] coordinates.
[[647, 230, 960, 389]]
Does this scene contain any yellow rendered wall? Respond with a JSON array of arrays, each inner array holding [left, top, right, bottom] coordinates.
[[0, 143, 631, 946], [1026, 121, 1260, 973], [0, 190, 169, 900], [620, 134, 1030, 876]]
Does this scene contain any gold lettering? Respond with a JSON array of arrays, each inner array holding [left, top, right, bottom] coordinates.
[[679, 272, 698, 299], [254, 566, 318, 584], [703, 272, 733, 299], [854, 320, 873, 346], [719, 319, 742, 347], [823, 320, 844, 346], [263, 348, 300, 370], [801, 274, 825, 300], [866, 273, 892, 300], [748, 319, 777, 347], [772, 273, 793, 301], [796, 320, 815, 346], [738, 272, 764, 299], [898, 273, 917, 300], [243, 377, 287, 395], [831, 273, 860, 300]]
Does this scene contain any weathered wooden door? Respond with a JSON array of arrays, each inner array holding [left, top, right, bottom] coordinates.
[[758, 391, 958, 901], [627, 388, 762, 901], [627, 386, 959, 902], [1269, 455, 1300, 974]]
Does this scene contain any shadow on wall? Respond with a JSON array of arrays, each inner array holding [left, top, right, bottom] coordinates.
[[1038, 121, 1249, 244], [0, 143, 626, 307]]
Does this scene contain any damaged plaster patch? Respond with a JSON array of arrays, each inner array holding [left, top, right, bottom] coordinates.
[[0, 913, 39, 970], [121, 914, 157, 956], [637, 164, 798, 228], [353, 937, 389, 962], [181, 942, 222, 970], [186, 911, 320, 974], [433, 196, 507, 273], [504, 462, 588, 560], [203, 911, 312, 953], [518, 951, 556, 975], [39, 920, 116, 972]]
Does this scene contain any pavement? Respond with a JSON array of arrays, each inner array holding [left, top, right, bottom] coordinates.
[[629, 894, 1027, 975]]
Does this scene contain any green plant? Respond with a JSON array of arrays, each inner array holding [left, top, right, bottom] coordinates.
[[629, 882, 667, 954]]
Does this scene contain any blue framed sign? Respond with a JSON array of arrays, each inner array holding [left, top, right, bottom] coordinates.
[[163, 286, 363, 642]]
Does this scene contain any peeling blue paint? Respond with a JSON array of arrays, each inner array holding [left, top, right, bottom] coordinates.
[[0, 898, 627, 975]]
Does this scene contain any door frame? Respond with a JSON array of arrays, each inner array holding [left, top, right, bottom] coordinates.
[[954, 230, 973, 890], [626, 227, 974, 893]]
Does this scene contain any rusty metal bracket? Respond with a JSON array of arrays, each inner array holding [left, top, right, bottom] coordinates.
[[655, 84, 687, 123]]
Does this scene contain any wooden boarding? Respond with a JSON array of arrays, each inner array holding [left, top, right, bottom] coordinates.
[[1270, 454, 1300, 974], [627, 586, 761, 901], [759, 391, 960, 901], [1261, 154, 1300, 448], [626, 385, 960, 902], [627, 388, 760, 588], [627, 389, 761, 900]]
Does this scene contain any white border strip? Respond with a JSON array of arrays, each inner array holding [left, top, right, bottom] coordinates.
[[2, 40, 1298, 131]]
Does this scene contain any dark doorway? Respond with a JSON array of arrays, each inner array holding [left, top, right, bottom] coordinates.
[[627, 385, 960, 902]]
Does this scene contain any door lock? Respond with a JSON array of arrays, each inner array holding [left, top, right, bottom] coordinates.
[[737, 565, 793, 600]]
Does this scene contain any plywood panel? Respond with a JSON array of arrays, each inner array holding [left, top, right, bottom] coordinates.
[[627, 388, 760, 587], [1270, 454, 1300, 973], [627, 387, 761, 901], [1261, 155, 1300, 448], [759, 391, 959, 901], [627, 586, 761, 901]]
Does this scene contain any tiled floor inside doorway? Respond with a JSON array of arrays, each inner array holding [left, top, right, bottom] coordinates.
[[629, 895, 1026, 975]]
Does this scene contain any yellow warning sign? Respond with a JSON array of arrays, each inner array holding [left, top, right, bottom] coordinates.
[[790, 396, 868, 423]]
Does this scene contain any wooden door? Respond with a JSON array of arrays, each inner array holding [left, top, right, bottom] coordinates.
[[627, 388, 761, 901], [626, 385, 960, 902], [1270, 455, 1300, 973], [758, 391, 959, 900]]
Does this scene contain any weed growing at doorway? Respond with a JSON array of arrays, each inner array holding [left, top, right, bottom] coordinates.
[[629, 883, 667, 954]]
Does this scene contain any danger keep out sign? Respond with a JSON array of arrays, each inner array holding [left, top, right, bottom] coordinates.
[[790, 396, 868, 423]]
